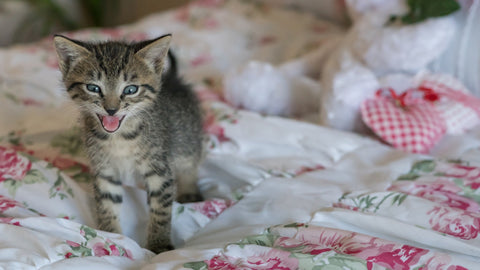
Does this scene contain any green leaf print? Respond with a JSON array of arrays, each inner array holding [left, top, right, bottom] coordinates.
[[3, 179, 22, 196], [238, 233, 276, 247], [413, 160, 436, 172], [22, 169, 48, 184], [391, 193, 408, 207], [49, 172, 74, 199], [398, 160, 436, 181], [177, 205, 185, 215], [453, 179, 480, 203], [183, 261, 208, 270], [71, 245, 93, 257], [81, 225, 98, 241], [397, 172, 420, 181], [312, 253, 368, 270], [341, 192, 408, 213]]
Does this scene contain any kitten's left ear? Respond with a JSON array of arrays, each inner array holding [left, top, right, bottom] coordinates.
[[53, 35, 91, 75], [135, 34, 172, 73]]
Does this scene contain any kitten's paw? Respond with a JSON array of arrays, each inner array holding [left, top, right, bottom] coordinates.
[[177, 193, 203, 203], [97, 221, 122, 234]]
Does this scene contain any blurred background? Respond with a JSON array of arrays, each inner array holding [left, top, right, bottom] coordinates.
[[0, 0, 190, 46]]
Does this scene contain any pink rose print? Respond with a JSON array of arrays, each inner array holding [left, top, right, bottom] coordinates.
[[245, 249, 299, 270], [205, 249, 299, 270], [205, 255, 237, 270], [50, 156, 89, 173], [92, 242, 110, 257], [297, 230, 368, 255], [0, 146, 32, 182], [275, 236, 334, 256], [297, 227, 431, 269], [428, 206, 480, 240], [191, 199, 234, 219], [0, 195, 23, 213], [274, 236, 304, 249], [124, 249, 133, 260], [421, 254, 452, 270], [0, 217, 21, 226], [66, 240, 81, 248], [91, 241, 133, 259], [366, 245, 428, 270], [390, 180, 480, 212], [109, 244, 120, 256], [447, 266, 469, 270], [440, 163, 480, 189], [203, 111, 231, 144]]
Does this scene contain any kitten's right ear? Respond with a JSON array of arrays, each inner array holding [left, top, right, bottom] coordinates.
[[53, 35, 91, 75]]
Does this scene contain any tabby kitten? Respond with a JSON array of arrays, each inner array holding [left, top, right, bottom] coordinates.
[[53, 34, 204, 253]]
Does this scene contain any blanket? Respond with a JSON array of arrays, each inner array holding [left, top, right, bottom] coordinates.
[[1, 0, 480, 269]]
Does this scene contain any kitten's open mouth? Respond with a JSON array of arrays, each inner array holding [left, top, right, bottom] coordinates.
[[97, 114, 125, 133]]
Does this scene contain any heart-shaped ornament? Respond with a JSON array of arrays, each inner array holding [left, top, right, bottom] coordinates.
[[419, 80, 480, 135], [361, 97, 446, 154]]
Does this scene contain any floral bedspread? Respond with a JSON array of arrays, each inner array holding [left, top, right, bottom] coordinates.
[[1, 0, 480, 269]]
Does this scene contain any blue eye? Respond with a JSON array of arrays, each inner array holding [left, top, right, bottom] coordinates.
[[123, 85, 138, 95], [86, 84, 101, 93]]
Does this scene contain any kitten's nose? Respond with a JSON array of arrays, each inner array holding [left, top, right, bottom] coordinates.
[[106, 109, 118, 116]]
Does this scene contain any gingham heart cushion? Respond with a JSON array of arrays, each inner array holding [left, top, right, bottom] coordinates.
[[361, 96, 446, 154], [419, 80, 480, 135]]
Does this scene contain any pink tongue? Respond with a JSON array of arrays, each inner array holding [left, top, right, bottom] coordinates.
[[101, 116, 121, 132]]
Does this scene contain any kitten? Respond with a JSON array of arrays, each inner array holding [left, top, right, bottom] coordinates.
[[53, 34, 204, 253]]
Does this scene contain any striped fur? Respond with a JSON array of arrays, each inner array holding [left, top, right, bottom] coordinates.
[[54, 34, 204, 253]]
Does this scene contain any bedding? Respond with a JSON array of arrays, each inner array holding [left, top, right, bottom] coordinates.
[[1, 0, 480, 269]]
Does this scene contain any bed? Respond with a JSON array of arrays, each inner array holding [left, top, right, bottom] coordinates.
[[1, 0, 480, 269]]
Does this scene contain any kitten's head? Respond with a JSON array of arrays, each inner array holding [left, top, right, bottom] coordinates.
[[53, 34, 171, 133]]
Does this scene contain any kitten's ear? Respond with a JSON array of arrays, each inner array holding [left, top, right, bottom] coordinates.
[[135, 34, 172, 73], [53, 35, 91, 75]]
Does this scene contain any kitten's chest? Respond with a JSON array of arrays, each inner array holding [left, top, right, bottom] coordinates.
[[103, 137, 143, 187], [106, 136, 137, 157]]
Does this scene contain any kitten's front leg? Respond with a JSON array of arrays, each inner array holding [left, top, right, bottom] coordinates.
[[93, 173, 123, 233], [144, 164, 175, 253]]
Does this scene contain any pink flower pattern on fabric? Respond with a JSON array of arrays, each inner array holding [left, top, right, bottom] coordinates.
[[428, 206, 480, 240], [191, 199, 234, 219], [0, 146, 32, 182], [390, 180, 480, 213], [0, 195, 23, 213], [440, 163, 480, 190], [295, 226, 430, 269], [205, 249, 299, 270]]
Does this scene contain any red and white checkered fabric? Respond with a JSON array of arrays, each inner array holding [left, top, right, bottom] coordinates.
[[361, 97, 446, 154], [420, 80, 480, 135]]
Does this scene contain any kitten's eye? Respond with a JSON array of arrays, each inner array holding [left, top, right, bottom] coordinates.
[[86, 84, 101, 93], [123, 85, 138, 95]]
